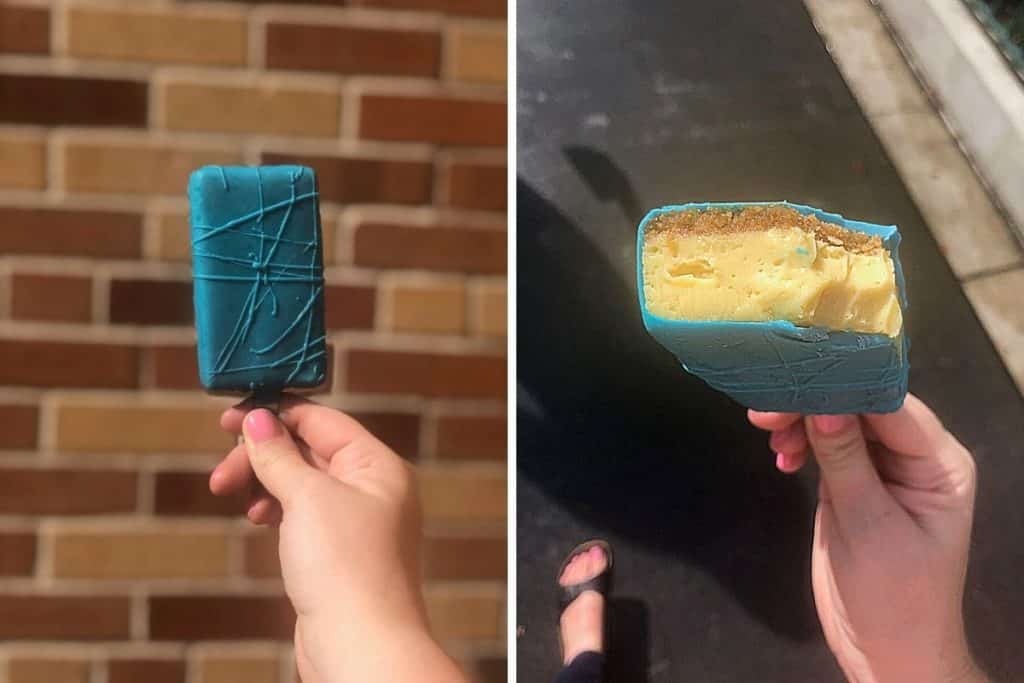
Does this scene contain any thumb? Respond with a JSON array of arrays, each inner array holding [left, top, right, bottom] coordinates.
[[806, 414, 891, 531], [242, 408, 313, 506]]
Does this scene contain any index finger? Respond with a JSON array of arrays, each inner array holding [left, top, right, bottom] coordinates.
[[747, 409, 801, 432], [220, 395, 371, 457]]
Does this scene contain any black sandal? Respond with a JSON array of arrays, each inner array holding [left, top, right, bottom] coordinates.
[[556, 539, 614, 615]]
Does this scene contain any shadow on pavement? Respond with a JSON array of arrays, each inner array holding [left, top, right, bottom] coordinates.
[[517, 170, 819, 648]]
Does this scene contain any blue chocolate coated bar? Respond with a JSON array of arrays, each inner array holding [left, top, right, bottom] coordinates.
[[637, 201, 910, 414], [189, 165, 327, 395]]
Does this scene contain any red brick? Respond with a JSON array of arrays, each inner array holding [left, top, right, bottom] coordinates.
[[109, 280, 192, 325], [11, 274, 92, 323], [0, 207, 142, 259], [108, 660, 185, 683], [354, 223, 505, 273], [244, 530, 279, 578], [267, 23, 440, 77], [475, 657, 507, 683], [360, 95, 504, 146], [346, 350, 504, 398], [436, 415, 505, 460], [424, 536, 504, 579], [1, 404, 38, 450], [325, 285, 375, 330], [0, 595, 131, 639], [200, 0, 345, 4], [154, 471, 242, 517], [150, 345, 199, 390], [262, 152, 432, 205], [446, 161, 506, 211], [351, 412, 421, 460], [0, 533, 35, 576], [0, 468, 137, 515], [352, 0, 505, 17], [0, 74, 146, 127], [209, 0, 502, 12], [0, 341, 138, 388], [150, 596, 294, 640], [0, 5, 49, 54]]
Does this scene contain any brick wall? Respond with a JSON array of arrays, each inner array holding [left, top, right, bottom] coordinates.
[[0, 1, 506, 681]]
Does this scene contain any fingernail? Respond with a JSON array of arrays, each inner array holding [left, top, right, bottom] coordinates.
[[812, 414, 852, 435], [775, 452, 789, 472], [245, 409, 280, 442]]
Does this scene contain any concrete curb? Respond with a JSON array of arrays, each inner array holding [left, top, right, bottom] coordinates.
[[876, 0, 1024, 242]]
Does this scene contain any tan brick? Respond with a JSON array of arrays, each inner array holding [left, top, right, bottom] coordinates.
[[425, 590, 502, 640], [199, 656, 279, 683], [64, 139, 242, 195], [56, 403, 228, 454], [0, 133, 45, 189], [388, 281, 466, 334], [449, 25, 506, 84], [68, 6, 246, 66], [471, 281, 505, 337], [419, 467, 505, 522], [9, 659, 90, 683], [53, 530, 230, 579], [163, 80, 339, 137], [154, 211, 191, 262]]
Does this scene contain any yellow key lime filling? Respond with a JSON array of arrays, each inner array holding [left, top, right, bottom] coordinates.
[[642, 207, 903, 337]]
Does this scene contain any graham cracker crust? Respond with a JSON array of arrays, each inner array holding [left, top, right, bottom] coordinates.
[[644, 205, 883, 255]]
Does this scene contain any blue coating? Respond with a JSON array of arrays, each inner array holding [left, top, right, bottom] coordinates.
[[637, 201, 910, 414], [189, 165, 327, 395]]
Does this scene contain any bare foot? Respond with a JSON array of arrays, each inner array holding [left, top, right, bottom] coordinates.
[[558, 545, 607, 666]]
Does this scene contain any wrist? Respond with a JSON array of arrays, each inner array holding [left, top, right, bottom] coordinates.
[[944, 658, 988, 683], [303, 615, 464, 683], [879, 652, 987, 683]]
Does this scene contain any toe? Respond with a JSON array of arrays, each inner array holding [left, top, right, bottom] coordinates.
[[559, 544, 608, 586]]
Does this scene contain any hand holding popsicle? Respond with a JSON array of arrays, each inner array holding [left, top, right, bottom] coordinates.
[[749, 395, 988, 683], [191, 167, 466, 682], [212, 397, 468, 683]]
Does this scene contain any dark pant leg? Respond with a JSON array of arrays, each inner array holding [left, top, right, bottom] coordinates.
[[554, 651, 605, 683]]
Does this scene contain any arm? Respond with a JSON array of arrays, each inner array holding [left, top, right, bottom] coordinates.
[[750, 395, 989, 683], [212, 398, 469, 683]]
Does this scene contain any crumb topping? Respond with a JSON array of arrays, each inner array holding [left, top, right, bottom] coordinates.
[[644, 205, 883, 254]]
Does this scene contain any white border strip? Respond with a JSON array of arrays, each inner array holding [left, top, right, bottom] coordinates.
[[875, 0, 1024, 241]]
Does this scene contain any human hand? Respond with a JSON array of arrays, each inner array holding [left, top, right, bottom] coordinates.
[[211, 396, 466, 683], [749, 394, 988, 683]]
